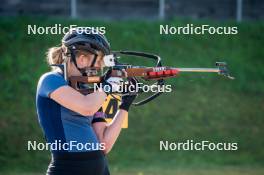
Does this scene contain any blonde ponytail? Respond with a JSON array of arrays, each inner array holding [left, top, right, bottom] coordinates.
[[46, 45, 93, 70], [46, 46, 64, 68]]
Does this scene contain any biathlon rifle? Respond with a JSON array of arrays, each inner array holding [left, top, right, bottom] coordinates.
[[68, 51, 234, 106]]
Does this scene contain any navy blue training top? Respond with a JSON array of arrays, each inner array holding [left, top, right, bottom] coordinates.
[[36, 71, 103, 153]]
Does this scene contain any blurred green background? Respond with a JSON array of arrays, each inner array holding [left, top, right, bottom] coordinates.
[[0, 16, 263, 174]]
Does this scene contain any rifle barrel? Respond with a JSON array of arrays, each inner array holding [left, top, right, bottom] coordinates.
[[174, 68, 219, 73]]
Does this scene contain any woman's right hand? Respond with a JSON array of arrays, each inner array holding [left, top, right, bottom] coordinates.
[[105, 77, 123, 92], [101, 70, 123, 94]]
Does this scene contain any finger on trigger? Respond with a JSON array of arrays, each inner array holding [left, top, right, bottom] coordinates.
[[121, 69, 128, 77]]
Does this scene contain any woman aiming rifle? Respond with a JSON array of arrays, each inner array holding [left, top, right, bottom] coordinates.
[[36, 27, 136, 175]]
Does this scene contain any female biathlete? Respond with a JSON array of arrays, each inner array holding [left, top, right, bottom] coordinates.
[[36, 27, 136, 175]]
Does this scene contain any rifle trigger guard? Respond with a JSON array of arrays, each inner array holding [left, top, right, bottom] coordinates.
[[114, 51, 165, 106]]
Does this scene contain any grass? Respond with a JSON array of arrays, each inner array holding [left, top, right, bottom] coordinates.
[[1, 167, 264, 175], [0, 16, 263, 173]]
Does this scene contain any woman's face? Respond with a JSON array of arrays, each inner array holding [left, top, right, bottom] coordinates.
[[76, 52, 105, 69], [68, 51, 105, 76]]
